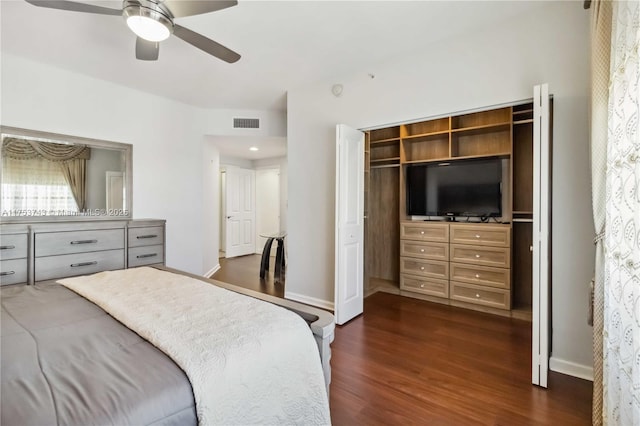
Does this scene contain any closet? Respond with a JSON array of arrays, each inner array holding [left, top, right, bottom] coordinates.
[[363, 100, 549, 320]]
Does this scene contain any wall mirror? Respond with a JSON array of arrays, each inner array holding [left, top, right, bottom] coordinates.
[[0, 126, 132, 222]]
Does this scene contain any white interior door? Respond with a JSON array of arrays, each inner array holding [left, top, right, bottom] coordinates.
[[532, 83, 551, 387], [334, 124, 365, 325], [255, 167, 280, 255], [105, 171, 124, 211], [225, 167, 256, 258]]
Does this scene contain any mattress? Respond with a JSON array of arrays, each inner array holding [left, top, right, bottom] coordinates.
[[1, 283, 197, 426]]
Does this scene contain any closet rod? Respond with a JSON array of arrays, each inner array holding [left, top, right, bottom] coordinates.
[[370, 164, 400, 169]]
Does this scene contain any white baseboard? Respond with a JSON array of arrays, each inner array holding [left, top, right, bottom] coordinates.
[[549, 356, 593, 381], [285, 291, 334, 311], [204, 263, 221, 278]]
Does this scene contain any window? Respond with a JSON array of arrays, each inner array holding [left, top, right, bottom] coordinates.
[[1, 156, 78, 215]]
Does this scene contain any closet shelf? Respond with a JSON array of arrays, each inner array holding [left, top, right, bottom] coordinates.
[[402, 129, 450, 141], [371, 164, 400, 169], [512, 109, 534, 115], [451, 122, 511, 134], [371, 157, 400, 163], [370, 137, 400, 145]]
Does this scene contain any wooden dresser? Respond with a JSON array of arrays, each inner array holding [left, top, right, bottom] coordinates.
[[449, 224, 511, 310], [400, 221, 512, 312], [0, 219, 165, 286], [399, 221, 450, 298]]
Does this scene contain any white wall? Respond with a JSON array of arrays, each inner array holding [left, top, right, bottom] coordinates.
[[220, 155, 254, 169], [202, 142, 221, 275], [287, 2, 594, 373], [1, 52, 208, 275], [219, 169, 226, 253]]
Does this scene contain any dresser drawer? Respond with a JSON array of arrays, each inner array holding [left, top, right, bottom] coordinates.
[[400, 274, 448, 298], [400, 222, 448, 242], [128, 244, 164, 268], [450, 281, 510, 310], [35, 229, 125, 257], [128, 226, 164, 248], [35, 249, 125, 281], [450, 244, 510, 268], [0, 258, 27, 286], [400, 258, 448, 280], [0, 234, 28, 261], [400, 241, 448, 261], [450, 263, 511, 289], [450, 224, 511, 247]]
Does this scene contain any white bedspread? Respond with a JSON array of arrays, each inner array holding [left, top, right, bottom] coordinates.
[[58, 267, 331, 425]]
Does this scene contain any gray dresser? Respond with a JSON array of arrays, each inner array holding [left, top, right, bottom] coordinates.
[[0, 225, 29, 286], [0, 219, 165, 286]]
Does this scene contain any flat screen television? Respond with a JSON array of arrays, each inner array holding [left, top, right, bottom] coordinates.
[[406, 158, 502, 218]]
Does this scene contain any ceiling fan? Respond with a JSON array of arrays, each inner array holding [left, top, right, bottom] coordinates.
[[24, 0, 241, 63]]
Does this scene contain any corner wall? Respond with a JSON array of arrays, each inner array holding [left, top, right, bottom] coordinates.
[[287, 2, 594, 374]]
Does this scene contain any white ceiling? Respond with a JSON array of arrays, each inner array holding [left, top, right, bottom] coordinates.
[[0, 0, 551, 111], [208, 135, 286, 160]]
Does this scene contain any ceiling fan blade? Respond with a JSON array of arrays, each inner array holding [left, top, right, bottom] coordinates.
[[135, 37, 160, 61], [173, 25, 240, 63], [162, 0, 237, 18], [24, 0, 121, 15]]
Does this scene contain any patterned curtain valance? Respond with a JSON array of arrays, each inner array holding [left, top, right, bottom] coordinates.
[[1, 137, 91, 161]]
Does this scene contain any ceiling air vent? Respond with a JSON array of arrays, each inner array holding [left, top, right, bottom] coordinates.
[[233, 118, 260, 129]]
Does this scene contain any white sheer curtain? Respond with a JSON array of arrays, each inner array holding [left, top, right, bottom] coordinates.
[[1, 155, 78, 214], [602, 1, 640, 424], [590, 1, 612, 423]]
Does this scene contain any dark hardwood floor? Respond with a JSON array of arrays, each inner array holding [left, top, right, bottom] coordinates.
[[330, 293, 592, 425], [211, 254, 284, 298], [212, 255, 592, 424]]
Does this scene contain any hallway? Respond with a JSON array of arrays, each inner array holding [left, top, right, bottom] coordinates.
[[211, 254, 284, 298]]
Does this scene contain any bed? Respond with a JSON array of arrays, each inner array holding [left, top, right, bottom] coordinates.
[[1, 266, 334, 425]]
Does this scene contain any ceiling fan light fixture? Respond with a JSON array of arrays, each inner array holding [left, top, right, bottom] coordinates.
[[123, 2, 173, 42]]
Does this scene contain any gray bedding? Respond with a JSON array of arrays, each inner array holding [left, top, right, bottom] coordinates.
[[1, 283, 197, 426]]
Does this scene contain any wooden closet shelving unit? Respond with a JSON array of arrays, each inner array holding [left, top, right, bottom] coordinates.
[[364, 101, 542, 320]]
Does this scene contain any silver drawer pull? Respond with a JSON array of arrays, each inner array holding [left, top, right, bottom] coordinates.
[[420, 249, 425, 253], [420, 231, 425, 235], [476, 293, 481, 298], [0, 245, 15, 250], [137, 253, 158, 259], [475, 234, 481, 238], [475, 254, 481, 258], [137, 235, 158, 239], [420, 284, 425, 288], [71, 261, 98, 268], [420, 266, 425, 270], [71, 240, 98, 245], [0, 271, 15, 276], [475, 274, 480, 278]]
